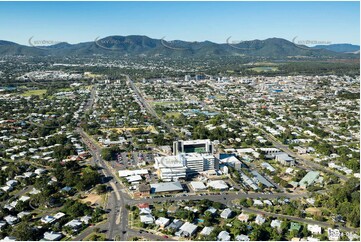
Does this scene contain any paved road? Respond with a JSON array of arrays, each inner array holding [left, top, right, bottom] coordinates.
[[75, 85, 130, 241], [124, 74, 180, 138], [78, 128, 130, 241]]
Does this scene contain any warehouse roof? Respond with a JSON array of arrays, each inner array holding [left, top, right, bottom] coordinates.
[[150, 181, 183, 193], [299, 171, 320, 188]]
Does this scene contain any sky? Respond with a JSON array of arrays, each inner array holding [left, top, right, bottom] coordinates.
[[0, 1, 359, 46]]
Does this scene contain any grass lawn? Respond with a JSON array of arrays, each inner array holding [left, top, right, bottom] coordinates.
[[250, 66, 279, 72], [21, 89, 47, 97], [165, 112, 181, 118], [151, 101, 184, 106], [83, 232, 106, 241]]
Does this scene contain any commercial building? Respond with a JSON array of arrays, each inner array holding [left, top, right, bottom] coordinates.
[[275, 153, 295, 166], [154, 153, 219, 179], [299, 171, 320, 188], [173, 139, 214, 155], [220, 155, 243, 170], [154, 156, 187, 181], [181, 153, 219, 174], [207, 180, 229, 190], [118, 169, 149, 178], [189, 181, 207, 191], [261, 162, 276, 172], [150, 181, 183, 194], [251, 170, 274, 188]]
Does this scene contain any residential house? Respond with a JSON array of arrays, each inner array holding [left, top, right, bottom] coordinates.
[[205, 207, 217, 215], [80, 215, 92, 224], [327, 228, 341, 241], [255, 214, 266, 225], [307, 224, 322, 235], [64, 219, 82, 232], [4, 215, 18, 225], [200, 226, 214, 236], [235, 234, 250, 241], [270, 219, 282, 229], [237, 213, 249, 222], [155, 217, 170, 228], [43, 231, 63, 241], [178, 222, 198, 237], [167, 219, 184, 231], [220, 208, 233, 219], [289, 222, 301, 232], [275, 153, 295, 166], [140, 215, 154, 224], [218, 231, 231, 241]]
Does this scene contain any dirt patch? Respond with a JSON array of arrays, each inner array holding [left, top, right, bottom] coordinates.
[[81, 193, 103, 205]]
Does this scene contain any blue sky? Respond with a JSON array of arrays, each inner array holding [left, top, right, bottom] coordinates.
[[0, 1, 359, 45]]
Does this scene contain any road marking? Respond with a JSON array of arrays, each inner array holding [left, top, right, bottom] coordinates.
[[116, 208, 122, 224], [110, 182, 121, 200]]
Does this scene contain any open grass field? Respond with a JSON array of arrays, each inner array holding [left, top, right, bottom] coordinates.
[[101, 125, 157, 133], [21, 89, 47, 97], [165, 112, 181, 118], [151, 101, 184, 106], [250, 66, 279, 72]]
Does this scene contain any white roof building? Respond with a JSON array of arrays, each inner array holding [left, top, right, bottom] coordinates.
[[139, 208, 152, 215], [54, 212, 66, 220], [200, 226, 214, 236], [220, 156, 243, 169], [179, 222, 198, 237], [206, 207, 217, 215], [327, 228, 341, 241], [190, 181, 207, 191], [220, 208, 233, 219], [253, 199, 263, 207], [218, 231, 231, 241], [271, 219, 282, 229], [150, 181, 183, 193], [17, 211, 31, 219], [155, 217, 170, 227], [207, 180, 229, 190], [80, 215, 92, 224], [140, 215, 154, 224], [118, 169, 148, 177], [64, 219, 82, 229], [43, 231, 63, 241], [126, 175, 143, 183], [4, 215, 18, 225], [41, 215, 56, 224], [235, 234, 250, 241], [255, 214, 266, 225], [307, 224, 322, 235], [154, 156, 187, 181], [6, 180, 18, 187]]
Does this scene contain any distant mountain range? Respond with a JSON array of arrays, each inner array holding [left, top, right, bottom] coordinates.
[[312, 44, 360, 53], [0, 35, 359, 59]]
